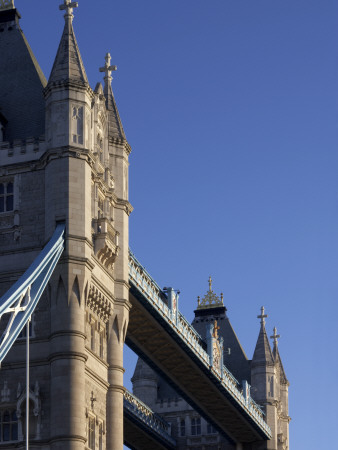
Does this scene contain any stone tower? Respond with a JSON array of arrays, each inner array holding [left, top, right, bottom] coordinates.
[[251, 309, 290, 450], [0, 1, 131, 449]]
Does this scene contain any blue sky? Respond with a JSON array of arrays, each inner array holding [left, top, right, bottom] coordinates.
[[17, 1, 338, 448]]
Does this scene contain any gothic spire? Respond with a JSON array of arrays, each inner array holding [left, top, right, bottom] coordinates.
[[252, 306, 274, 366], [47, 0, 88, 87], [270, 327, 289, 384], [99, 53, 126, 141]]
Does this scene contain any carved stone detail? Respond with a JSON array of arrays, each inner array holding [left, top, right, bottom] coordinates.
[[92, 218, 119, 271], [86, 284, 112, 323]]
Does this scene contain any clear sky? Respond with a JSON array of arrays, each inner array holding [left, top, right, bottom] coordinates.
[[16, 1, 338, 448]]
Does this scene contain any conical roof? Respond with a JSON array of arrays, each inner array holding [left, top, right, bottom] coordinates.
[[252, 307, 274, 366], [99, 53, 126, 141], [48, 4, 88, 87], [0, 7, 46, 141], [131, 358, 157, 383], [271, 328, 288, 384]]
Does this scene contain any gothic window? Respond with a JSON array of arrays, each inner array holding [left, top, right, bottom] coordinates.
[[207, 423, 215, 434], [88, 416, 95, 450], [0, 410, 18, 442], [0, 181, 13, 213], [98, 422, 103, 450], [90, 321, 95, 352], [180, 418, 185, 437], [269, 376, 274, 397], [72, 106, 84, 145], [191, 417, 201, 436], [99, 329, 104, 359]]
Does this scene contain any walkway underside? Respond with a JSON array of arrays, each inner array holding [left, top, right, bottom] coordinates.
[[127, 288, 267, 445], [124, 414, 175, 450]]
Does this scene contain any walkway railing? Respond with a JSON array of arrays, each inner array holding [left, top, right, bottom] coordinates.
[[128, 250, 272, 438], [124, 389, 176, 447]]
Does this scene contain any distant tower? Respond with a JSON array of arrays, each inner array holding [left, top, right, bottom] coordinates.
[[131, 358, 158, 409], [251, 308, 290, 450]]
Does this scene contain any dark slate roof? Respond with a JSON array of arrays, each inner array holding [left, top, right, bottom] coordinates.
[[252, 323, 274, 367], [0, 8, 46, 142], [131, 357, 157, 383], [48, 15, 88, 87], [192, 306, 251, 383]]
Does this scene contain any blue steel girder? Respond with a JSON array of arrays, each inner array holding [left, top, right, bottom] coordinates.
[[128, 251, 271, 445], [0, 224, 65, 364]]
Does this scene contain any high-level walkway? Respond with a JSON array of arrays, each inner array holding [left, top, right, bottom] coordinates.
[[124, 389, 176, 450], [127, 251, 271, 445]]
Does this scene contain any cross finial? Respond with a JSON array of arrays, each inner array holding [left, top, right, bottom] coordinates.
[[99, 53, 117, 84], [213, 319, 220, 339], [90, 391, 96, 410], [208, 276, 212, 291], [257, 306, 267, 325], [270, 326, 280, 347], [59, 0, 78, 22]]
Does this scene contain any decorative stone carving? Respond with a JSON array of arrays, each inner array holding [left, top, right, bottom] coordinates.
[[16, 381, 41, 440], [92, 218, 119, 271], [86, 284, 112, 323]]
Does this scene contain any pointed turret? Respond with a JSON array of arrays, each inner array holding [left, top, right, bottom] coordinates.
[[192, 277, 251, 382], [0, 1, 46, 142], [252, 306, 274, 367], [44, 1, 93, 151], [131, 358, 158, 408], [270, 327, 291, 449], [251, 308, 279, 449], [99, 53, 126, 141], [47, 0, 88, 88], [270, 327, 288, 384]]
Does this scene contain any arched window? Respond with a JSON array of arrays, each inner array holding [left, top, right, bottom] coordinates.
[[98, 422, 103, 450], [0, 181, 14, 213], [180, 418, 185, 437], [191, 417, 201, 436], [88, 416, 95, 450], [207, 422, 215, 434], [0, 410, 18, 442]]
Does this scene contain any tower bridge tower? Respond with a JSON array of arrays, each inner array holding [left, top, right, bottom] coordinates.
[[0, 2, 290, 449], [0, 1, 131, 449]]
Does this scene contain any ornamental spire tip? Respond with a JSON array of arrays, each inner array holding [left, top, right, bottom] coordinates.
[[59, 0, 78, 22]]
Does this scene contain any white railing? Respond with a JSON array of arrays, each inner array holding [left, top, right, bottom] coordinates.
[[128, 250, 272, 438], [124, 389, 176, 446]]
